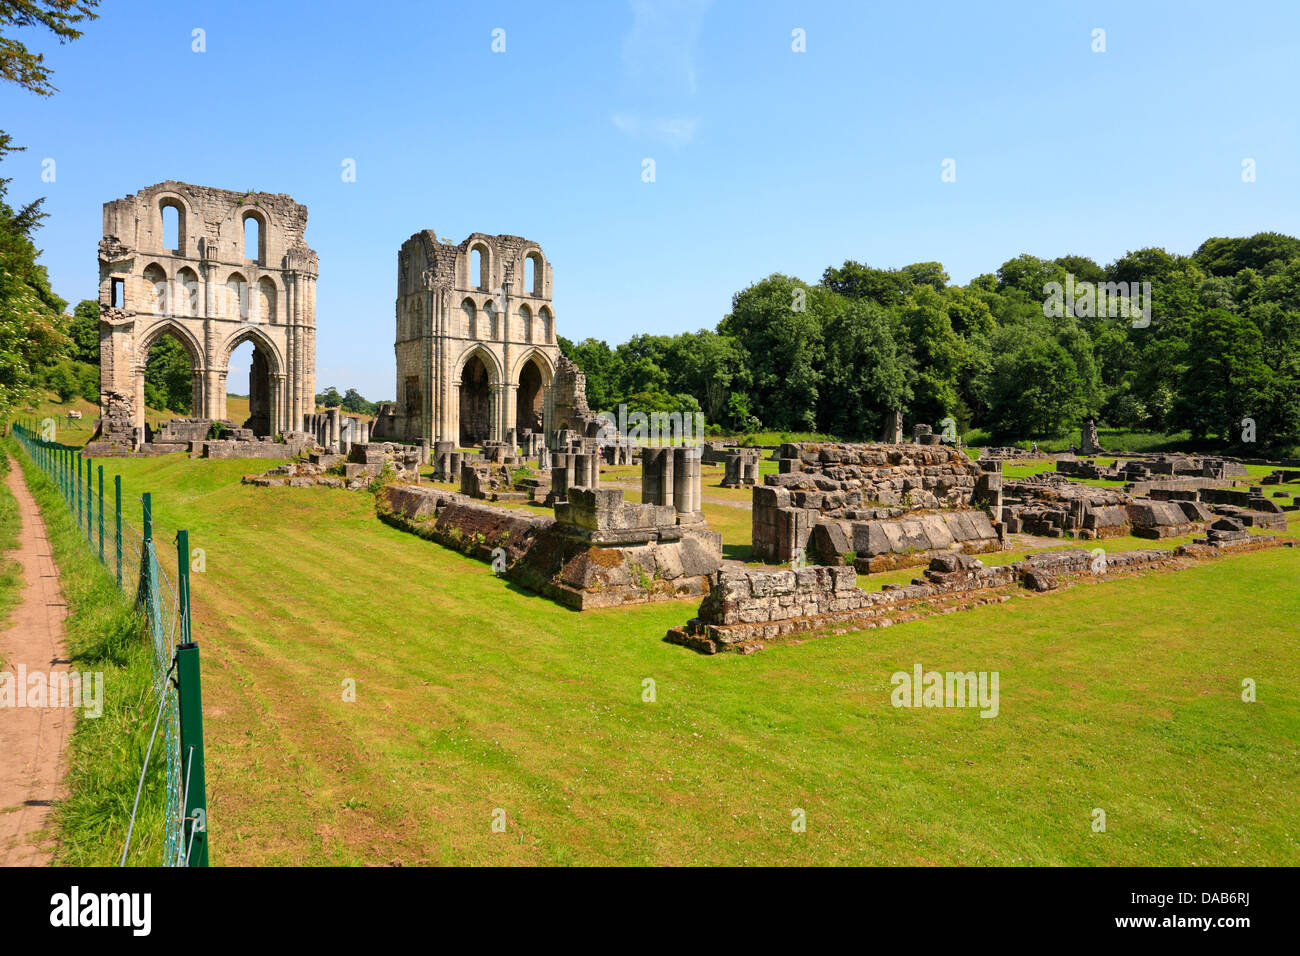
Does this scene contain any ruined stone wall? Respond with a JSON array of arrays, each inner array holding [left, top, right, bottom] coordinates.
[[97, 181, 317, 445], [668, 538, 1287, 654], [392, 229, 561, 448], [752, 441, 999, 564]]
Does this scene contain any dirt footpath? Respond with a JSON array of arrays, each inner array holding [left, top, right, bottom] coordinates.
[[0, 464, 72, 866]]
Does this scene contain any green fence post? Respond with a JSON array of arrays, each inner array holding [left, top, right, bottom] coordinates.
[[84, 456, 92, 543], [77, 455, 83, 529], [176, 640, 209, 867], [115, 475, 123, 590], [137, 492, 152, 603], [98, 466, 105, 563], [175, 527, 207, 866]]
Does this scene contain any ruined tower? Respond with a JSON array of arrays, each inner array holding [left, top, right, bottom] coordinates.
[[390, 230, 560, 447], [97, 181, 318, 443]]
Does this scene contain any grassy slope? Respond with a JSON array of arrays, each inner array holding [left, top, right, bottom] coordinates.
[[74, 451, 1300, 866], [19, 392, 252, 448], [2, 438, 168, 865]]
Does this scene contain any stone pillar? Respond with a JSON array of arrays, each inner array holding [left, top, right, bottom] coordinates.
[[641, 447, 674, 507], [672, 447, 702, 517], [573, 453, 600, 490], [328, 407, 340, 452], [550, 452, 575, 502]]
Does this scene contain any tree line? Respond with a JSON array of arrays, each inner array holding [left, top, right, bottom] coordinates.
[[560, 235, 1300, 452]]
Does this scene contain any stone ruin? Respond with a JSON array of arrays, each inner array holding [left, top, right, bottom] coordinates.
[[377, 446, 721, 610], [242, 442, 423, 490], [752, 442, 1004, 572], [1080, 418, 1105, 456], [91, 181, 318, 454], [720, 448, 761, 488], [667, 532, 1291, 655]]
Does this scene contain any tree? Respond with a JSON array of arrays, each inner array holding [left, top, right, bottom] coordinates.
[[65, 297, 98, 363], [1193, 232, 1300, 277], [143, 334, 192, 413], [822, 260, 915, 307], [1169, 310, 1272, 441], [664, 329, 749, 424], [899, 285, 963, 427], [317, 386, 342, 408], [818, 298, 911, 439], [980, 334, 1091, 440], [0, 132, 66, 421], [719, 274, 824, 431], [0, 0, 99, 96]]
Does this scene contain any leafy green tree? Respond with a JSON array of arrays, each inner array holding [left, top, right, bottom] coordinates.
[[818, 298, 911, 439], [996, 254, 1065, 298], [822, 260, 915, 307], [1053, 255, 1106, 285], [899, 285, 963, 427], [980, 334, 1090, 440], [317, 386, 342, 408], [719, 274, 824, 431], [341, 387, 376, 415], [0, 132, 66, 421], [1193, 232, 1300, 277], [143, 334, 192, 413], [0, 0, 98, 96], [1169, 309, 1273, 441], [663, 329, 749, 424], [66, 297, 98, 363]]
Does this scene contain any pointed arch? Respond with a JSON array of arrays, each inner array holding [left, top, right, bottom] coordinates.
[[456, 342, 503, 384]]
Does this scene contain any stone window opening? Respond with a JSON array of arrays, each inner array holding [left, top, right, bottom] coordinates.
[[110, 277, 125, 309], [471, 245, 489, 290], [525, 252, 542, 296], [242, 213, 265, 264], [161, 201, 184, 254]]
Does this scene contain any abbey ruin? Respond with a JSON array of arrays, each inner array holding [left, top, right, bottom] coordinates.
[[372, 229, 562, 448], [90, 181, 318, 452]]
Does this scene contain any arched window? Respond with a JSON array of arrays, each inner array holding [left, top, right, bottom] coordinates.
[[519, 303, 533, 343], [484, 300, 498, 339], [161, 202, 183, 253], [539, 306, 553, 343], [242, 214, 263, 264], [461, 298, 477, 338], [176, 267, 200, 316], [226, 272, 248, 319], [470, 244, 489, 290], [257, 277, 277, 324], [525, 252, 543, 296], [143, 264, 168, 314]]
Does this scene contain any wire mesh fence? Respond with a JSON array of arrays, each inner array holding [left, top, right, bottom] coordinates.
[[11, 421, 208, 866]]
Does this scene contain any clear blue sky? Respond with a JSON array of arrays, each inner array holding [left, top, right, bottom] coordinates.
[[3, 0, 1298, 398]]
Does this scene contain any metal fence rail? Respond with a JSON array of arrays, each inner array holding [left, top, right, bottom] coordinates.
[[11, 420, 209, 867]]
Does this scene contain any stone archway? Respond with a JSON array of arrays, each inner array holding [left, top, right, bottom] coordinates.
[[223, 331, 281, 437], [133, 322, 205, 439], [459, 354, 491, 445], [516, 357, 545, 436]]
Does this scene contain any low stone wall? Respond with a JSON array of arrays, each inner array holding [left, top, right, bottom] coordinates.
[[201, 438, 311, 459], [667, 537, 1288, 654], [806, 508, 1000, 572], [378, 484, 723, 611]]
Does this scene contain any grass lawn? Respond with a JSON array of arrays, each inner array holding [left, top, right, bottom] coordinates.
[[48, 450, 1300, 866]]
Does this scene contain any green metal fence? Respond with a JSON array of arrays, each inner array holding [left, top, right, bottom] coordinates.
[[11, 419, 208, 867]]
